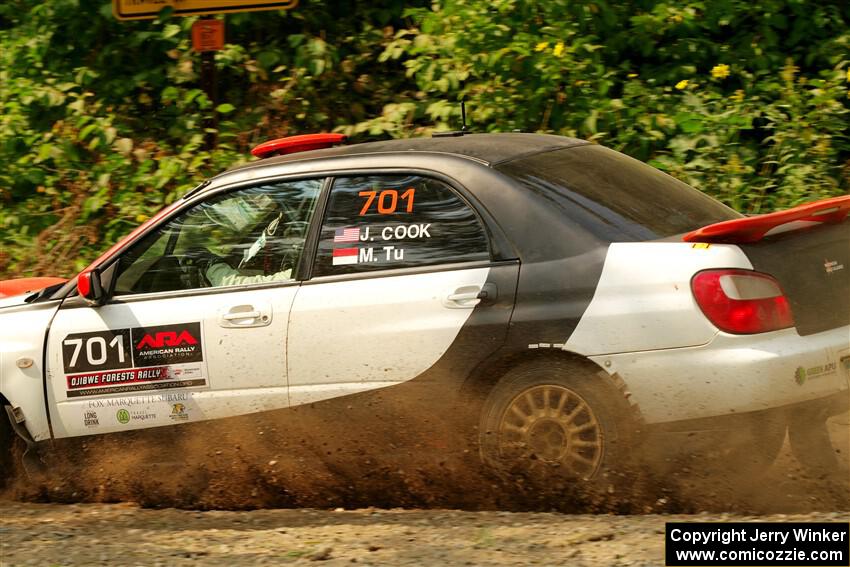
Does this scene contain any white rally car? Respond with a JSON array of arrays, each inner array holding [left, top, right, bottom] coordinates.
[[0, 133, 848, 485]]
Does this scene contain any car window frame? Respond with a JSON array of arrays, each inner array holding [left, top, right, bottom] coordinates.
[[58, 166, 505, 307], [61, 175, 331, 307], [301, 170, 494, 283]]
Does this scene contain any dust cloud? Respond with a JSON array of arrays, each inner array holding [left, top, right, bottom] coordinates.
[[4, 390, 848, 515]]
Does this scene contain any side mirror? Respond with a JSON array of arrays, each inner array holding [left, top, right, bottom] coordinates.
[[77, 270, 104, 305]]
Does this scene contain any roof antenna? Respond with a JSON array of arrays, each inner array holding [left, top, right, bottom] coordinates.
[[461, 99, 468, 132], [431, 98, 471, 138]]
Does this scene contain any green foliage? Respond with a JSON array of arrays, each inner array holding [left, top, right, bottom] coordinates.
[[0, 0, 414, 277], [366, 0, 850, 212], [1, 0, 848, 279]]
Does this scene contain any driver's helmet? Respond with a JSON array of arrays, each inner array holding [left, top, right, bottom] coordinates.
[[199, 192, 282, 262], [202, 192, 277, 234]]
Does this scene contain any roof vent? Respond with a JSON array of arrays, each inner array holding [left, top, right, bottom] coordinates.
[[251, 133, 347, 159]]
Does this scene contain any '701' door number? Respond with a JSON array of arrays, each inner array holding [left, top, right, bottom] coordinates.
[[62, 330, 132, 373]]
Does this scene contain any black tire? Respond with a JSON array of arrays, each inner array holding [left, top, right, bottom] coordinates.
[[478, 359, 639, 488]]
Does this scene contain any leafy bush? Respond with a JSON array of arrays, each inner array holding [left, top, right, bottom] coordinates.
[[369, 0, 850, 212], [0, 0, 413, 277], [1, 0, 848, 279]]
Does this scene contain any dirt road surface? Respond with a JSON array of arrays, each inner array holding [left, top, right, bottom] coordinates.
[[0, 501, 846, 566]]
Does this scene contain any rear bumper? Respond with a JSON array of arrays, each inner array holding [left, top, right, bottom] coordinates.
[[648, 389, 849, 434], [591, 325, 850, 425]]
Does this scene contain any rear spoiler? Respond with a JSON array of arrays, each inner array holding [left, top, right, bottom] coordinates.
[[683, 195, 850, 244]]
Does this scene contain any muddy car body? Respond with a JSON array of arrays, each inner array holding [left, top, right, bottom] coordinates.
[[1, 133, 848, 482]]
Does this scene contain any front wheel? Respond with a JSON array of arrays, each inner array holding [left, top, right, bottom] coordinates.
[[478, 360, 639, 487]]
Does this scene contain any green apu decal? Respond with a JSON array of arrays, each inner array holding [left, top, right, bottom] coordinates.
[[795, 362, 837, 385]]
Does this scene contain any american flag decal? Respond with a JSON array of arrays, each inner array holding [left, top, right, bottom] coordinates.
[[334, 227, 360, 243], [332, 247, 359, 266]]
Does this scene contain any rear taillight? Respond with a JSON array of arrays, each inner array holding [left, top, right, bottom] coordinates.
[[691, 269, 794, 334]]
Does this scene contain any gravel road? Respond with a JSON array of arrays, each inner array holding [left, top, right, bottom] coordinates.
[[1, 500, 847, 567]]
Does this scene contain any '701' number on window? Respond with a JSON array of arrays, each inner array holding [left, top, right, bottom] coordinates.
[[358, 188, 415, 216]]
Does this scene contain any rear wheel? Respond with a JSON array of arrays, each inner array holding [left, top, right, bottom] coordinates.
[[478, 360, 639, 488]]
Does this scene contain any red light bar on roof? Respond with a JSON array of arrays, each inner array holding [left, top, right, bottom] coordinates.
[[683, 195, 850, 244], [251, 133, 347, 159]]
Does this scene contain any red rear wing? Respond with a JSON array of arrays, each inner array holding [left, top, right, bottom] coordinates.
[[683, 195, 850, 244]]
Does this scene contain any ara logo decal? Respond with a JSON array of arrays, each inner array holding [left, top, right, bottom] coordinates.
[[136, 330, 198, 350], [131, 323, 203, 367]]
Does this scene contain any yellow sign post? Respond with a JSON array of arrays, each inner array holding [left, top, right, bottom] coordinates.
[[113, 0, 298, 20]]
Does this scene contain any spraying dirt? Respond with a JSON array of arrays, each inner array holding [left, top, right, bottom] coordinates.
[[4, 401, 848, 514], [0, 406, 846, 566]]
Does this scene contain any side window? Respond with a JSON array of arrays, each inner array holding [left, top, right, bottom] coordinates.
[[313, 175, 489, 277], [113, 179, 323, 295]]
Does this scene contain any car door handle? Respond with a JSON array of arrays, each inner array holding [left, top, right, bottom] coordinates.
[[443, 283, 496, 309], [219, 304, 271, 328], [447, 291, 480, 302], [222, 310, 261, 321]]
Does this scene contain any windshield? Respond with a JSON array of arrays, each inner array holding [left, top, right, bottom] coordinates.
[[497, 145, 741, 241]]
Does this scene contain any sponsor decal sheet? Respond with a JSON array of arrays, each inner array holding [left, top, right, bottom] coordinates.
[[62, 322, 207, 398], [82, 392, 193, 429]]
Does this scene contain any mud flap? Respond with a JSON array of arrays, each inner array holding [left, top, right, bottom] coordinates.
[[4, 405, 46, 476]]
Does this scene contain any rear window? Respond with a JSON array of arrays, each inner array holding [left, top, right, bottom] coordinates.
[[497, 145, 741, 240]]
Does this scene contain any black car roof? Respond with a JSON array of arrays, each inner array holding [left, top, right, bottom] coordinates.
[[226, 132, 589, 174]]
